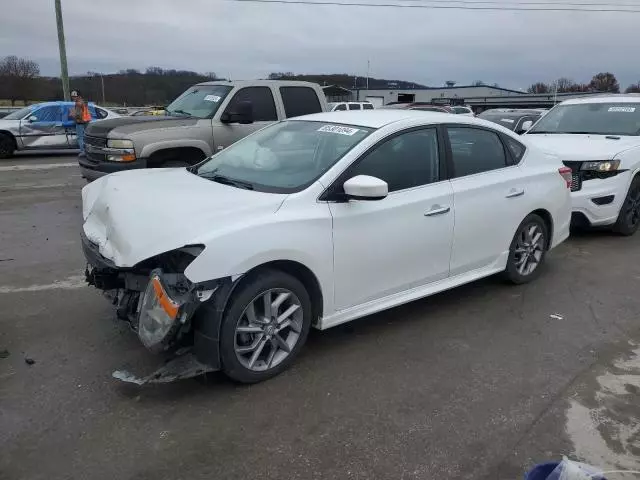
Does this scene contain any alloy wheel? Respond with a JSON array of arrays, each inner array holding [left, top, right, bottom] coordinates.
[[514, 223, 545, 276], [234, 288, 303, 372], [624, 187, 640, 228]]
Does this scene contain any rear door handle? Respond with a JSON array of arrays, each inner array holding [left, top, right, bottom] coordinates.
[[424, 205, 451, 216], [506, 188, 525, 198]]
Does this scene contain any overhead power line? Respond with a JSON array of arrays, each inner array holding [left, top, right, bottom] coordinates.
[[375, 0, 640, 5], [223, 0, 640, 11]]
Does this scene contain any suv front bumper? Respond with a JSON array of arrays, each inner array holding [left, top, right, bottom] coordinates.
[[570, 171, 630, 226]]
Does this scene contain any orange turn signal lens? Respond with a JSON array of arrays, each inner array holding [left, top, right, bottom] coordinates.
[[121, 154, 136, 162], [151, 277, 179, 319]]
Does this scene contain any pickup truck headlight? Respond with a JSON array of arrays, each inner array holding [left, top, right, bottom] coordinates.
[[581, 160, 620, 172], [106, 139, 134, 149], [138, 273, 182, 351]]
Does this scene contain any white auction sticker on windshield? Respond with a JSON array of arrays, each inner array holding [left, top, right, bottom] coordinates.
[[204, 95, 221, 102], [317, 125, 360, 136], [501, 118, 515, 123], [608, 106, 636, 113]]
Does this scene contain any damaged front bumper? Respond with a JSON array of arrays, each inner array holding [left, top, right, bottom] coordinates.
[[81, 232, 228, 383]]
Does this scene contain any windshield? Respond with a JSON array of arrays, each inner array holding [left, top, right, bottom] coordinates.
[[165, 85, 232, 119], [3, 106, 32, 120], [478, 113, 520, 130], [529, 102, 640, 136], [195, 120, 374, 193]]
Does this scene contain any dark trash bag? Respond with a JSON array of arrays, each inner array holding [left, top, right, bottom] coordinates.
[[524, 458, 607, 480]]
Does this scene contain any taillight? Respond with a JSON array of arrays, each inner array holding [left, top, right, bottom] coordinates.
[[558, 167, 572, 189]]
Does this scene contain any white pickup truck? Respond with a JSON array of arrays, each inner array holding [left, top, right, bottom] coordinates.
[[525, 95, 640, 235]]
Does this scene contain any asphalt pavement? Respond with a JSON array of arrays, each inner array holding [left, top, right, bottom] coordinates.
[[1, 153, 639, 480]]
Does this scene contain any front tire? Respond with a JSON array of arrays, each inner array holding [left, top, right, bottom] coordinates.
[[219, 270, 312, 383], [503, 214, 548, 285], [0, 133, 15, 159], [613, 176, 640, 236]]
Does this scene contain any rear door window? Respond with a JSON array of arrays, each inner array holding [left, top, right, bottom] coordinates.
[[279, 87, 322, 118], [447, 127, 508, 177], [363, 103, 374, 110], [226, 87, 277, 122], [348, 104, 361, 110]]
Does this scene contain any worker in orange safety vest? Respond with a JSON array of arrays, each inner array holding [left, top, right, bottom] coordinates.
[[69, 90, 92, 157]]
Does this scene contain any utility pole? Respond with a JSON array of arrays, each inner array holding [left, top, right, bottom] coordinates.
[[54, 0, 70, 100], [100, 74, 105, 104], [366, 60, 370, 91]]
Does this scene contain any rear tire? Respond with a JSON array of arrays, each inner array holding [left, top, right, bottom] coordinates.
[[503, 214, 548, 285], [0, 133, 15, 159], [219, 270, 312, 384], [613, 176, 640, 236]]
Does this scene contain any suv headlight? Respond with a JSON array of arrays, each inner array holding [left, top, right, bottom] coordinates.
[[581, 160, 620, 172], [138, 272, 182, 351], [106, 139, 134, 149]]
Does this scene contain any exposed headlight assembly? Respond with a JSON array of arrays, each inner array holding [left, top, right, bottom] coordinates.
[[138, 272, 183, 351], [581, 160, 621, 172]]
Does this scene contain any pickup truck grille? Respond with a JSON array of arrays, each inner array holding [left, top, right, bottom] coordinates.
[[84, 135, 108, 163], [562, 161, 583, 192], [84, 135, 107, 149]]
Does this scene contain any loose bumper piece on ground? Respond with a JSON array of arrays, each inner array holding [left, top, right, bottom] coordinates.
[[112, 350, 216, 385]]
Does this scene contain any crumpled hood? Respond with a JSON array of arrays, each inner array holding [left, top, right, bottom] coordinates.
[[82, 168, 287, 267], [524, 134, 640, 161], [85, 115, 199, 137]]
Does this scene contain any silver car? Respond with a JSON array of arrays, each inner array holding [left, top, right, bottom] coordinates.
[[0, 101, 119, 158]]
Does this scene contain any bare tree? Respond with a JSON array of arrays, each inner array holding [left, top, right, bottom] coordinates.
[[626, 82, 640, 94], [527, 82, 550, 94], [589, 72, 620, 93], [554, 77, 575, 93], [445, 80, 456, 87], [0, 55, 40, 105], [472, 80, 485, 86]]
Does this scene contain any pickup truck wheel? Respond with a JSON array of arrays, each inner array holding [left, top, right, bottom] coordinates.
[[502, 213, 548, 285], [219, 270, 312, 383], [0, 133, 15, 159], [613, 176, 640, 236]]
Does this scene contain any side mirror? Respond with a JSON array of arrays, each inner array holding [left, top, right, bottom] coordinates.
[[28, 115, 38, 123], [517, 120, 533, 134], [220, 100, 254, 124], [343, 175, 388, 200]]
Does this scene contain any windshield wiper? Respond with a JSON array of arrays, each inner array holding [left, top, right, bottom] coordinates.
[[526, 130, 556, 134], [167, 109, 192, 117], [201, 173, 254, 190]]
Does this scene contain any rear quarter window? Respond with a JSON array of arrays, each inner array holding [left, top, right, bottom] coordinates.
[[503, 135, 526, 165], [279, 87, 322, 118]]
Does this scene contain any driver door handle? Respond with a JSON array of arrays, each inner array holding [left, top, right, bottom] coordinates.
[[424, 205, 451, 217], [506, 188, 525, 198]]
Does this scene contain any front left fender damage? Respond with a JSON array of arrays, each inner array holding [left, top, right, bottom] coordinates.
[[83, 233, 234, 384]]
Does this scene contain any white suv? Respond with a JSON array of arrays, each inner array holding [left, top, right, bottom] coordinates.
[[82, 110, 570, 384], [328, 101, 374, 111], [526, 95, 640, 235]]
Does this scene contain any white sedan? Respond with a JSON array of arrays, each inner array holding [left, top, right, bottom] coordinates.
[[81, 110, 571, 383]]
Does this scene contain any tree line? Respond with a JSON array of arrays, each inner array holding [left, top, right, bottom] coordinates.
[[527, 72, 640, 94], [0, 56, 218, 106]]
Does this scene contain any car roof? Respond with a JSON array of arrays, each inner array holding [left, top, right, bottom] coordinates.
[[561, 94, 640, 105], [295, 110, 477, 128], [195, 80, 320, 88]]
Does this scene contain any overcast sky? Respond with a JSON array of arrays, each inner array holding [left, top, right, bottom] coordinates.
[[1, 0, 639, 90]]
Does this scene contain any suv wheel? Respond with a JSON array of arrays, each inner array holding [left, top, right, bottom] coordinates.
[[0, 133, 15, 159], [613, 176, 640, 236], [219, 270, 312, 383], [503, 214, 548, 284]]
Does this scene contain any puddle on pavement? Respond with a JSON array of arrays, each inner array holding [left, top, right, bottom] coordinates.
[[566, 342, 640, 473]]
